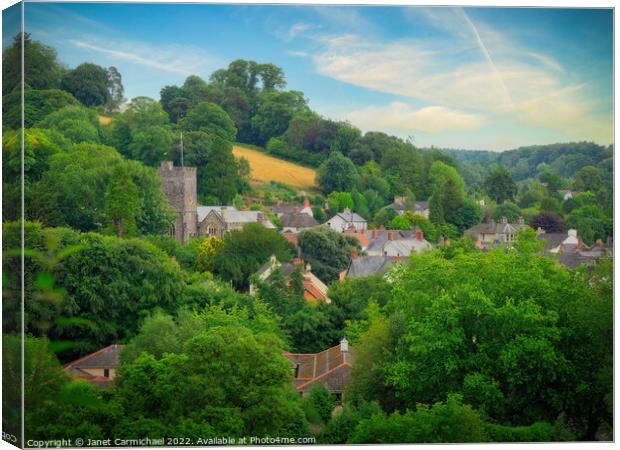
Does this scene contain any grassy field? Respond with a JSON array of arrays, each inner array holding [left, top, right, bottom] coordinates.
[[232, 145, 317, 190], [98, 115, 112, 125]]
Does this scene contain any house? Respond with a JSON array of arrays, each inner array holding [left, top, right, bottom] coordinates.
[[272, 198, 314, 218], [558, 189, 577, 200], [464, 217, 528, 248], [340, 250, 400, 279], [251, 256, 331, 303], [366, 227, 431, 257], [284, 338, 353, 401], [196, 205, 276, 238], [325, 208, 367, 232], [280, 212, 318, 233], [64, 344, 125, 387], [536, 229, 584, 253], [281, 230, 299, 248], [388, 197, 429, 218], [159, 161, 275, 242]]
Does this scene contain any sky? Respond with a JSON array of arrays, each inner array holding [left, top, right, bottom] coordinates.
[[3, 2, 614, 151]]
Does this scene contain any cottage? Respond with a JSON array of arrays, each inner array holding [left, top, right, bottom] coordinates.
[[536, 229, 584, 253], [325, 208, 367, 232], [272, 198, 314, 218], [280, 212, 318, 233], [64, 344, 125, 387], [464, 216, 528, 248], [340, 249, 400, 279], [251, 256, 331, 303], [388, 197, 429, 218], [284, 339, 353, 401], [365, 227, 431, 257], [197, 205, 276, 238]]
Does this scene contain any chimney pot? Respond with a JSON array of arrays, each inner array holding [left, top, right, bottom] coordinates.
[[372, 229, 377, 239], [340, 338, 349, 353], [415, 226, 423, 241], [388, 231, 393, 241], [351, 249, 359, 260]]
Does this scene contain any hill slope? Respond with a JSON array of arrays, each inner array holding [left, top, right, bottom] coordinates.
[[232, 145, 317, 190]]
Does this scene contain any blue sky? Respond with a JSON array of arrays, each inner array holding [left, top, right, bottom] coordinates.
[[5, 3, 613, 150]]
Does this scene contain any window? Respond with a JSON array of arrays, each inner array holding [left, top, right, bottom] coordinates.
[[104, 368, 110, 378], [294, 364, 300, 378]]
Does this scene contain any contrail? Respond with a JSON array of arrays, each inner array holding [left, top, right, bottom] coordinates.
[[460, 8, 515, 111]]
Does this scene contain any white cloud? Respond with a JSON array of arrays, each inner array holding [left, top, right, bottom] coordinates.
[[66, 37, 221, 77], [305, 10, 611, 143], [345, 102, 486, 134]]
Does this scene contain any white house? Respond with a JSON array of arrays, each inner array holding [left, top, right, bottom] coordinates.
[[325, 208, 367, 232]]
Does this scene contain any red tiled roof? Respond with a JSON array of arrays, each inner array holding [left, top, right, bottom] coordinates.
[[284, 344, 354, 394], [344, 229, 369, 248], [281, 231, 299, 247]]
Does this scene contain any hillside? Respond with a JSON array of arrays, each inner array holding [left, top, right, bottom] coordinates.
[[232, 145, 317, 190]]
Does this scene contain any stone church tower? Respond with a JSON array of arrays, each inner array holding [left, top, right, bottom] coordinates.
[[158, 161, 197, 243]]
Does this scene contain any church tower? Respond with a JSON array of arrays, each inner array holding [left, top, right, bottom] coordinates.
[[157, 161, 197, 243]]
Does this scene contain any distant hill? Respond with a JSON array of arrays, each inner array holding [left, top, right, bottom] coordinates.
[[427, 142, 613, 182], [232, 145, 317, 190]]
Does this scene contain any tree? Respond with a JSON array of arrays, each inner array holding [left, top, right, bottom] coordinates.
[[104, 166, 140, 237], [349, 395, 488, 444], [492, 202, 522, 223], [573, 166, 603, 193], [297, 226, 359, 283], [530, 212, 565, 233], [116, 319, 307, 437], [3, 88, 80, 130], [3, 33, 64, 95], [36, 105, 101, 144], [180, 101, 237, 142], [539, 171, 564, 193], [52, 233, 185, 360], [128, 125, 173, 167], [251, 90, 307, 145], [451, 201, 483, 234], [327, 191, 354, 213], [195, 236, 224, 272], [201, 136, 239, 204], [566, 205, 612, 245], [212, 223, 294, 289], [105, 66, 125, 112], [484, 166, 517, 204], [317, 152, 359, 194], [61, 63, 111, 107], [356, 237, 612, 438]]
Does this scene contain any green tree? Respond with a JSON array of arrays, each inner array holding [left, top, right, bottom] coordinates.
[[60, 63, 111, 107], [492, 202, 522, 222], [202, 136, 239, 203], [36, 105, 101, 144], [3, 88, 80, 130], [297, 226, 359, 283], [3, 33, 64, 95], [104, 166, 140, 237], [212, 223, 294, 289], [251, 90, 307, 145], [484, 166, 517, 204], [317, 152, 359, 194], [180, 101, 237, 142], [128, 125, 173, 167], [530, 212, 565, 233], [327, 191, 354, 213], [573, 166, 603, 193]]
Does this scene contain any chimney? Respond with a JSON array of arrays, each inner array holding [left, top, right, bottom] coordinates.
[[340, 337, 349, 353], [501, 216, 508, 224], [415, 226, 423, 241], [379, 224, 385, 230], [577, 238, 584, 250], [517, 216, 524, 225], [536, 227, 545, 236], [351, 249, 359, 260], [388, 231, 393, 241], [303, 198, 310, 208], [372, 229, 378, 239], [305, 262, 312, 273]]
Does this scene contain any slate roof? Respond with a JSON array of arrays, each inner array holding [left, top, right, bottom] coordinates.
[[64, 344, 124, 370], [272, 203, 304, 215], [197, 206, 275, 228], [334, 210, 366, 223], [346, 256, 398, 278], [281, 213, 318, 229], [415, 201, 429, 210], [537, 233, 568, 251], [464, 220, 526, 236], [284, 344, 354, 393]]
